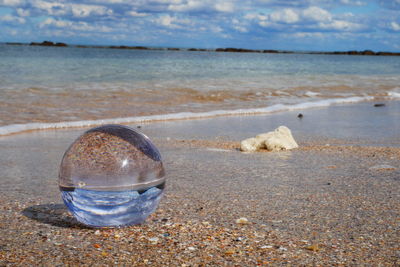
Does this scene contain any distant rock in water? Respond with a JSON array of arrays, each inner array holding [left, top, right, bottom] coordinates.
[[374, 103, 386, 107], [216, 47, 260, 53], [263, 49, 279, 53], [240, 126, 298, 152], [297, 113, 303, 118], [188, 48, 208, 52], [108, 45, 149, 50], [30, 41, 67, 47], [6, 42, 24, 45]]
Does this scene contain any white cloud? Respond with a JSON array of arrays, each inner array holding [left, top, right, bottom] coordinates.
[[244, 13, 267, 21], [70, 4, 113, 18], [0, 14, 25, 24], [231, 18, 248, 32], [167, 0, 204, 12], [165, 0, 235, 13], [16, 8, 30, 16], [152, 0, 183, 4], [259, 20, 270, 27], [268, 6, 332, 24], [31, 1, 113, 18], [154, 14, 192, 29], [39, 18, 112, 32], [302, 6, 332, 22], [0, 0, 25, 6], [31, 1, 67, 16], [340, 0, 365, 6], [318, 20, 362, 31], [156, 14, 174, 27], [390, 21, 400, 31], [214, 1, 235, 12], [210, 25, 223, 33], [244, 5, 365, 34], [270, 8, 299, 23], [39, 18, 69, 28], [292, 32, 324, 38], [86, 0, 132, 3], [128, 10, 149, 17], [233, 25, 247, 32]]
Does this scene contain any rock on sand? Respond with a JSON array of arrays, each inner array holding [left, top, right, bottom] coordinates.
[[240, 126, 298, 152]]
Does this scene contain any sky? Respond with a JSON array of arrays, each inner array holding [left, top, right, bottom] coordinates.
[[0, 0, 399, 51]]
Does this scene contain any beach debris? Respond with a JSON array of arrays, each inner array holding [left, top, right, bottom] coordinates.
[[93, 243, 101, 249], [374, 103, 385, 107], [240, 126, 298, 152], [305, 244, 320, 252], [236, 217, 250, 224], [369, 164, 396, 171], [325, 165, 337, 169]]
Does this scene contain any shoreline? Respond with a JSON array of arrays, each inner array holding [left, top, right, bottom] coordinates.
[[0, 101, 399, 265], [1, 96, 396, 137]]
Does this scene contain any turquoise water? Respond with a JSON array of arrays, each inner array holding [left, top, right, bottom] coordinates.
[[1, 44, 400, 132], [1, 44, 400, 89]]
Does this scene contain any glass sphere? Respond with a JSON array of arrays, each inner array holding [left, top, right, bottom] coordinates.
[[59, 124, 165, 228]]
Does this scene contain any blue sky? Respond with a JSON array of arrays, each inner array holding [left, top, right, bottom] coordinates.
[[0, 0, 399, 51]]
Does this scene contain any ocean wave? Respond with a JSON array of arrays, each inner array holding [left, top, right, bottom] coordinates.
[[0, 96, 377, 136], [387, 90, 400, 99]]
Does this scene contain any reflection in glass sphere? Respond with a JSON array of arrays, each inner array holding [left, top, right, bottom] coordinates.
[[59, 124, 165, 227]]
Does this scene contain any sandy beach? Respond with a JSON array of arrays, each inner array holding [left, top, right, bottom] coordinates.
[[0, 101, 399, 266]]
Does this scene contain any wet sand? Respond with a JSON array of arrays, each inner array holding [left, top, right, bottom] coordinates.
[[0, 101, 399, 265]]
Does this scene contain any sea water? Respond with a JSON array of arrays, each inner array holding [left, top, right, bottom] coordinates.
[[61, 184, 164, 227], [1, 44, 400, 134]]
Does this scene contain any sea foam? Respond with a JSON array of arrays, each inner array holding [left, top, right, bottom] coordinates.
[[0, 96, 375, 136], [387, 90, 400, 99]]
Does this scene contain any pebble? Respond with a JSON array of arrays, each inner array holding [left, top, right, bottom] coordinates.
[[235, 217, 249, 224], [305, 244, 320, 252], [260, 245, 273, 249], [225, 249, 235, 255], [148, 237, 159, 244]]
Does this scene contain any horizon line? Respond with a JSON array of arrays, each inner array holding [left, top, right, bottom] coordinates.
[[2, 41, 400, 55]]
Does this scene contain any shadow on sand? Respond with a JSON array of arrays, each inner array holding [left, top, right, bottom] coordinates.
[[22, 203, 88, 229]]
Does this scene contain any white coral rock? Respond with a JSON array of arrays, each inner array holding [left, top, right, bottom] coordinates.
[[240, 137, 261, 152], [240, 126, 298, 152], [264, 126, 298, 151]]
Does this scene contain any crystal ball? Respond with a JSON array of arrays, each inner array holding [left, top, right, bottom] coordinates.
[[59, 124, 165, 228]]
